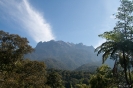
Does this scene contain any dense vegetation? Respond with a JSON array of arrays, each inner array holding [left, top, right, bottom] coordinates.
[[1, 0, 133, 88], [95, 0, 133, 87]]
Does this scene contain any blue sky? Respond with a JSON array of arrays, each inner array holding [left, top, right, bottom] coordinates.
[[0, 0, 120, 48]]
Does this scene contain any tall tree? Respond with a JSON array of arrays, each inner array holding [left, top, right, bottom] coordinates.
[[0, 30, 33, 71], [95, 0, 133, 86], [0, 60, 48, 88], [18, 60, 47, 87], [47, 72, 63, 88], [89, 65, 114, 88]]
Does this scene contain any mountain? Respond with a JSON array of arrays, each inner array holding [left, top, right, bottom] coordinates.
[[25, 40, 102, 70]]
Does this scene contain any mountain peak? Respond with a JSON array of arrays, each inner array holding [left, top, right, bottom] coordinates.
[[26, 40, 101, 70]]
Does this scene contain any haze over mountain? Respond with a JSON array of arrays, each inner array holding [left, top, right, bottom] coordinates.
[[25, 40, 112, 70]]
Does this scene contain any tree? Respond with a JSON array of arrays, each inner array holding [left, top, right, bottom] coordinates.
[[18, 60, 47, 87], [0, 59, 48, 88], [0, 30, 33, 71], [95, 0, 133, 86], [89, 65, 114, 88], [47, 72, 64, 88]]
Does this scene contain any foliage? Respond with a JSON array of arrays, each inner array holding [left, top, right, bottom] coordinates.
[[0, 60, 48, 88], [0, 30, 49, 87], [89, 65, 116, 88], [47, 69, 91, 88], [95, 0, 133, 86], [75, 84, 89, 88], [47, 72, 63, 88], [0, 30, 33, 71]]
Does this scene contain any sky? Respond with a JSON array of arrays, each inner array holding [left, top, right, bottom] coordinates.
[[0, 0, 120, 48]]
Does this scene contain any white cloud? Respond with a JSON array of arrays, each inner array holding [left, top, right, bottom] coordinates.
[[0, 0, 55, 42]]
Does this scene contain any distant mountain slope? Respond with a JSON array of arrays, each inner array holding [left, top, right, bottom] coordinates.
[[74, 62, 101, 72], [25, 40, 102, 70], [44, 58, 68, 70], [75, 60, 114, 72]]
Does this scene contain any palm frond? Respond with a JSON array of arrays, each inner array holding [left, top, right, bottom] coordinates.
[[95, 41, 115, 56], [102, 48, 114, 63]]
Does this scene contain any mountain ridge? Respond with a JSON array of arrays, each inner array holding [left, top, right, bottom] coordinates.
[[25, 40, 103, 70]]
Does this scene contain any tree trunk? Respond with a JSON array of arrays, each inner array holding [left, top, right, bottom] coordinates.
[[123, 51, 129, 85], [128, 68, 132, 88]]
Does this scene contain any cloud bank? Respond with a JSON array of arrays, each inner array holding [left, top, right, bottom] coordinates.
[[0, 0, 55, 42]]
